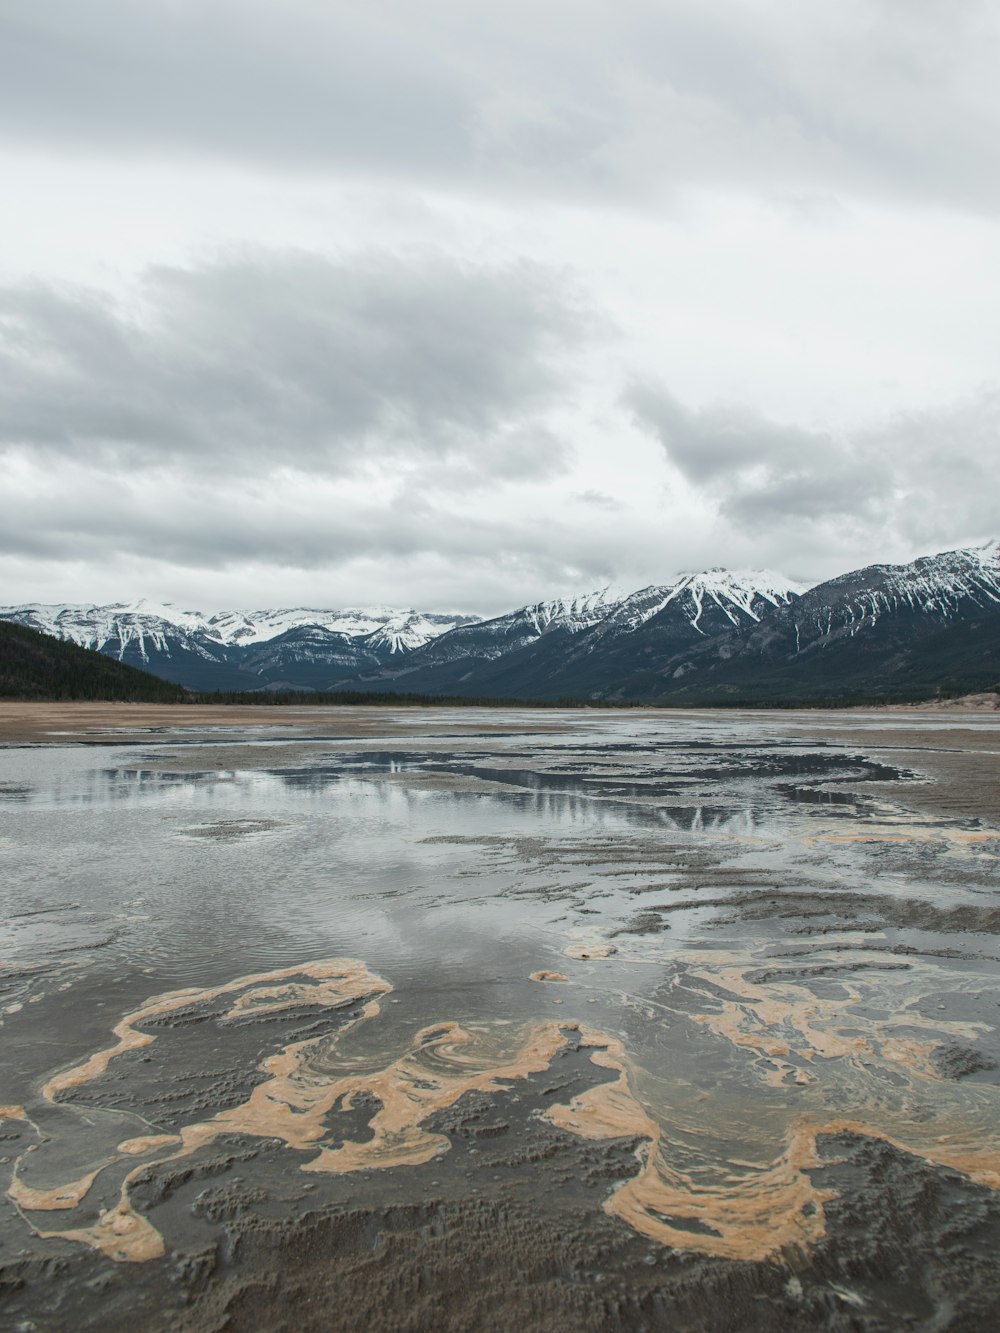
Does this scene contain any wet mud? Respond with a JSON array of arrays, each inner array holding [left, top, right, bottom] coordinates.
[[2, 705, 1000, 1328]]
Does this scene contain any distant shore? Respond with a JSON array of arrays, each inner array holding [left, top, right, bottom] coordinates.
[[0, 696, 997, 745]]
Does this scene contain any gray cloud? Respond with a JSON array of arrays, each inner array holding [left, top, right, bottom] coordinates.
[[0, 3, 472, 179], [1, 4, 995, 615], [623, 380, 827, 481], [628, 376, 999, 550], [0, 456, 637, 614], [722, 461, 894, 531], [0, 481, 502, 569], [2, 1, 999, 213], [575, 490, 625, 511], [0, 251, 587, 478]]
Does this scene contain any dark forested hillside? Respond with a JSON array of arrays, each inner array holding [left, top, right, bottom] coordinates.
[[0, 620, 186, 701]]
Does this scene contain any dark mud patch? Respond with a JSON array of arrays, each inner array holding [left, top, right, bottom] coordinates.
[[804, 1130, 1000, 1330], [707, 889, 1000, 937], [47, 987, 384, 1132], [6, 1125, 1000, 1331], [262, 744, 914, 824], [8, 902, 81, 918], [178, 819, 283, 841], [614, 911, 672, 937], [777, 784, 867, 808], [929, 1043, 999, 1081], [680, 753, 910, 784], [742, 961, 913, 985]]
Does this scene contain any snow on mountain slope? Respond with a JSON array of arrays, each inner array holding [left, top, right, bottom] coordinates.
[[203, 606, 475, 648], [669, 568, 805, 631], [0, 602, 225, 662], [593, 570, 804, 639], [522, 587, 629, 631], [361, 612, 481, 654], [627, 540, 1000, 705], [385, 585, 630, 671], [0, 601, 479, 662], [490, 569, 803, 646], [793, 540, 1000, 639], [352, 569, 804, 698], [503, 587, 630, 641]]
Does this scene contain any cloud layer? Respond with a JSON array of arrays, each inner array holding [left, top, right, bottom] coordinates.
[[3, 1, 1000, 212], [0, 2, 997, 610], [0, 252, 587, 481], [0, 246, 994, 612], [627, 377, 1000, 556]]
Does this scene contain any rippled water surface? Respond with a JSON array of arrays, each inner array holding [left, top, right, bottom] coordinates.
[[2, 708, 1000, 1330]]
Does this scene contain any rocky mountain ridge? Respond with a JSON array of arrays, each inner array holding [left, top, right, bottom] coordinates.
[[2, 542, 996, 702], [612, 541, 1000, 704], [0, 601, 479, 692], [357, 569, 804, 699]]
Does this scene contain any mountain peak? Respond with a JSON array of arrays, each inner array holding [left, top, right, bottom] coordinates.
[[3, 543, 994, 702]]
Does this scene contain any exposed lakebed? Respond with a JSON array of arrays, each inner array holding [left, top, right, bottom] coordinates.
[[1, 706, 1000, 1330]]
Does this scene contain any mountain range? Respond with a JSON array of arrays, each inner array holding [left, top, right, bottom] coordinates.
[[0, 602, 479, 692], [2, 541, 998, 704]]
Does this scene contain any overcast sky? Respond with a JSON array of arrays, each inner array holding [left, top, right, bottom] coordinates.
[[1, 0, 998, 615]]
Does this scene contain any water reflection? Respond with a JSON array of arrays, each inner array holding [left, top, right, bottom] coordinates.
[[8, 738, 905, 837], [2, 711, 999, 1309]]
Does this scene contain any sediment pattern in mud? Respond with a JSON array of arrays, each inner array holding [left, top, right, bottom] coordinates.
[[9, 938, 1000, 1269], [10, 961, 632, 1263], [3, 708, 1000, 1328], [8, 959, 390, 1260]]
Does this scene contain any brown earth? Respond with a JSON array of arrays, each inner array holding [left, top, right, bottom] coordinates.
[[0, 701, 577, 746]]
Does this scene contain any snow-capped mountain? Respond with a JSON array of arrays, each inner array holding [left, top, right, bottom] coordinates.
[[353, 569, 804, 698], [201, 606, 473, 650], [371, 586, 629, 674], [625, 541, 1000, 704], [3, 543, 995, 702], [2, 601, 476, 655], [0, 600, 480, 692], [589, 569, 802, 638], [5, 600, 216, 656], [361, 612, 482, 655], [789, 540, 1000, 641]]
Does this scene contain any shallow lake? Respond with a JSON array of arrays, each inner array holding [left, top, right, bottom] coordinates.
[[2, 707, 1000, 1330]]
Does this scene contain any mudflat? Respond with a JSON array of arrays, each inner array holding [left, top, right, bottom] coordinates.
[[0, 700, 563, 745], [2, 704, 999, 1330]]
